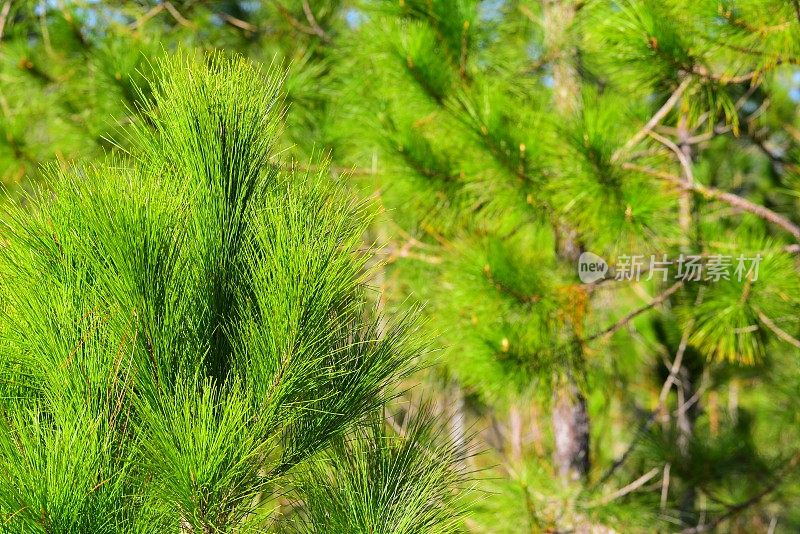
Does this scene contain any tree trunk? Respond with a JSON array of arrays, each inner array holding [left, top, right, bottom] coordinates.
[[509, 405, 523, 462], [544, 0, 580, 116], [544, 0, 590, 483], [677, 117, 699, 523], [448, 381, 467, 459], [552, 377, 590, 481]]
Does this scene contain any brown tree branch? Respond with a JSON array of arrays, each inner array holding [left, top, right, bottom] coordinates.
[[691, 64, 763, 84], [163, 2, 193, 27], [129, 3, 164, 29], [129, 2, 193, 30], [585, 281, 685, 341], [219, 12, 258, 32], [0, 1, 12, 41], [595, 311, 699, 487], [648, 130, 694, 184], [275, 1, 330, 42], [681, 452, 800, 534], [623, 163, 800, 242], [757, 311, 800, 349], [591, 468, 661, 506], [613, 78, 692, 162], [301, 0, 330, 42]]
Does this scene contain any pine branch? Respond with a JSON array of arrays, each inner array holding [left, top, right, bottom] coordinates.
[[275, 1, 330, 42], [590, 467, 660, 506], [585, 281, 684, 341], [162, 2, 193, 27], [718, 7, 794, 34], [757, 311, 800, 349], [60, 6, 90, 49], [301, 0, 331, 43], [689, 82, 761, 137], [612, 78, 692, 162], [129, 2, 193, 29], [219, 12, 258, 33], [623, 163, 800, 241], [648, 130, 694, 184], [681, 452, 800, 534], [129, 3, 162, 29], [458, 19, 470, 80], [596, 315, 698, 486], [691, 64, 762, 84]]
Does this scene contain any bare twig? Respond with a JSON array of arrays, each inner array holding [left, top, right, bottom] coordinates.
[[129, 2, 193, 30], [278, 161, 373, 176], [0, 1, 11, 41], [687, 179, 800, 241], [648, 130, 694, 184], [596, 311, 699, 486], [675, 370, 711, 417], [692, 52, 799, 84], [585, 281, 684, 341], [275, 2, 311, 35], [660, 319, 695, 406], [219, 12, 258, 32], [683, 125, 731, 145], [129, 3, 163, 29], [591, 468, 660, 506], [301, 0, 330, 42], [163, 2, 193, 27], [623, 163, 800, 242], [613, 78, 692, 162], [386, 411, 409, 437], [757, 311, 800, 349], [275, 1, 329, 42], [681, 453, 800, 534], [660, 463, 671, 510], [691, 63, 763, 84], [379, 240, 442, 265]]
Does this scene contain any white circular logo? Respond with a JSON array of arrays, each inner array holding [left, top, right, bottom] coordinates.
[[577, 251, 608, 284]]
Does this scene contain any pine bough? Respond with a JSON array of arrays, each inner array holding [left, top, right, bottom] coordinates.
[[0, 53, 468, 534]]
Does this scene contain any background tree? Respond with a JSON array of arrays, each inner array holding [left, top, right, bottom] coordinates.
[[328, 0, 800, 531]]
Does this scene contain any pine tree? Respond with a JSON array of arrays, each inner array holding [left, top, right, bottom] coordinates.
[[0, 53, 468, 533], [329, 0, 800, 531]]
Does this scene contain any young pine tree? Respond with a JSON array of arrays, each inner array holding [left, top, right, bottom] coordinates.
[[330, 0, 800, 531], [0, 53, 468, 533]]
